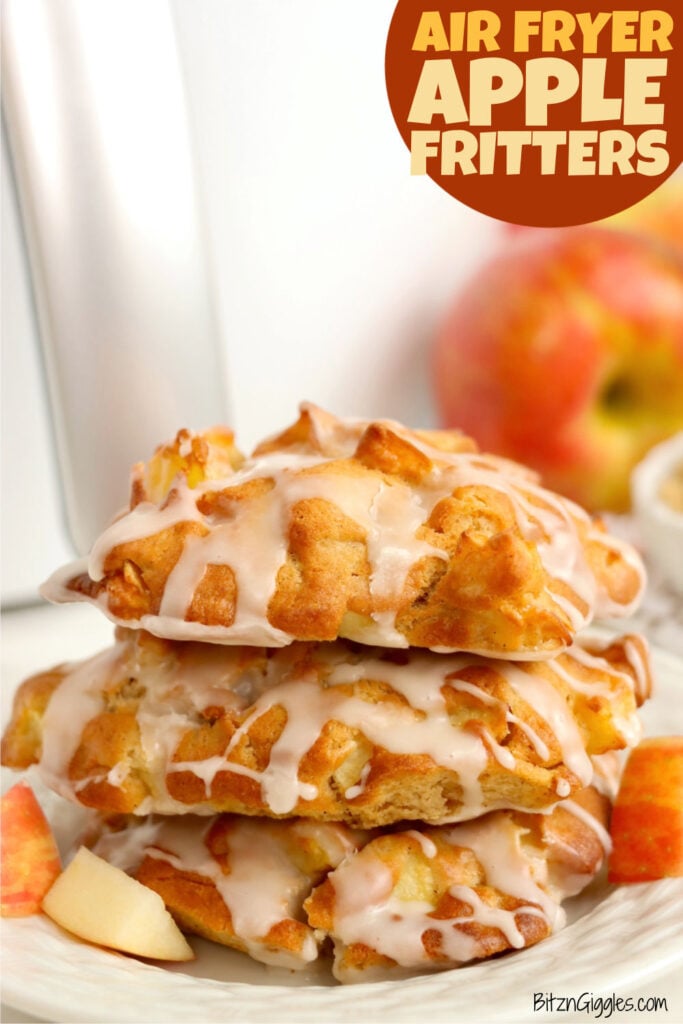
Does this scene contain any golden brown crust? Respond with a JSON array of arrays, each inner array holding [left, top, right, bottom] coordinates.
[[2, 630, 646, 826], [0, 667, 62, 768], [90, 789, 609, 981], [140, 819, 346, 965], [305, 791, 610, 981], [41, 405, 645, 657], [92, 814, 363, 969], [518, 785, 612, 895], [136, 855, 238, 945]]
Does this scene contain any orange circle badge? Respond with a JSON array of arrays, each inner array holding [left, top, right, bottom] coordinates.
[[385, 1, 682, 226]]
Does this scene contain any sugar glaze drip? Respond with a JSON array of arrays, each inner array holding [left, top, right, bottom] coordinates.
[[326, 812, 566, 982], [41, 409, 645, 654], [32, 635, 643, 821]]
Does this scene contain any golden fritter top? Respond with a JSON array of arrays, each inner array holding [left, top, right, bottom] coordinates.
[[41, 404, 645, 658]]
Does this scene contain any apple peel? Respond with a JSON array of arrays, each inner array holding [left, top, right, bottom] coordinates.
[[608, 736, 683, 883], [1, 781, 62, 917]]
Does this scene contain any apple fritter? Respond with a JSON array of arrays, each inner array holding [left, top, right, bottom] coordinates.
[[305, 785, 611, 982], [41, 404, 645, 658], [1, 629, 649, 827], [87, 785, 611, 981], [92, 815, 363, 970]]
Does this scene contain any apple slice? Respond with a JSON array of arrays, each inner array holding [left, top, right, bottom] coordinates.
[[1, 782, 62, 917], [42, 846, 194, 961], [608, 736, 683, 883]]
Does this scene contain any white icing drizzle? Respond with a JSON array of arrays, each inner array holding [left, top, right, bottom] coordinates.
[[35, 634, 637, 821], [40, 410, 645, 653], [555, 778, 572, 798], [590, 751, 623, 801], [71, 761, 131, 793], [147, 817, 320, 968], [94, 816, 357, 970], [328, 815, 560, 981], [552, 643, 644, 748], [38, 643, 128, 799], [325, 848, 463, 973], [622, 637, 652, 703], [481, 733, 517, 770], [561, 799, 613, 857], [33, 630, 643, 823], [159, 490, 292, 645], [92, 819, 163, 873], [41, 557, 90, 603], [498, 665, 593, 786], [84, 794, 609, 981], [365, 481, 448, 640], [34, 637, 257, 815], [404, 830, 438, 859], [283, 819, 360, 866], [506, 487, 595, 611], [551, 650, 617, 698], [167, 668, 492, 817], [445, 678, 499, 706], [446, 884, 545, 949], [561, 643, 634, 692], [448, 678, 551, 761], [141, 614, 291, 647], [331, 656, 525, 777], [89, 489, 204, 582], [442, 814, 563, 929], [543, 588, 587, 631]]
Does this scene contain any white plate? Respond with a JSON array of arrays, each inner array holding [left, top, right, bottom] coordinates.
[[2, 606, 683, 1024]]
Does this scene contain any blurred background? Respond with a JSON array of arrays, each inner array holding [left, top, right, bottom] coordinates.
[[2, 0, 682, 607], [1, 0, 503, 605]]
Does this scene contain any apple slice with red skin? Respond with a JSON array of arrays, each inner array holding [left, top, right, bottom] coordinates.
[[608, 736, 683, 883], [1, 781, 62, 916]]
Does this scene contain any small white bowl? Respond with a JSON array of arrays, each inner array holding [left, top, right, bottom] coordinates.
[[631, 432, 683, 595]]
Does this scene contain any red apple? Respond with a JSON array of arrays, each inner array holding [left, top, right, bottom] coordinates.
[[1, 782, 62, 916], [433, 227, 683, 511], [608, 736, 683, 883]]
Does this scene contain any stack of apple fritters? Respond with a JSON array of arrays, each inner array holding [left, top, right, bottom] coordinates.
[[2, 405, 651, 981]]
